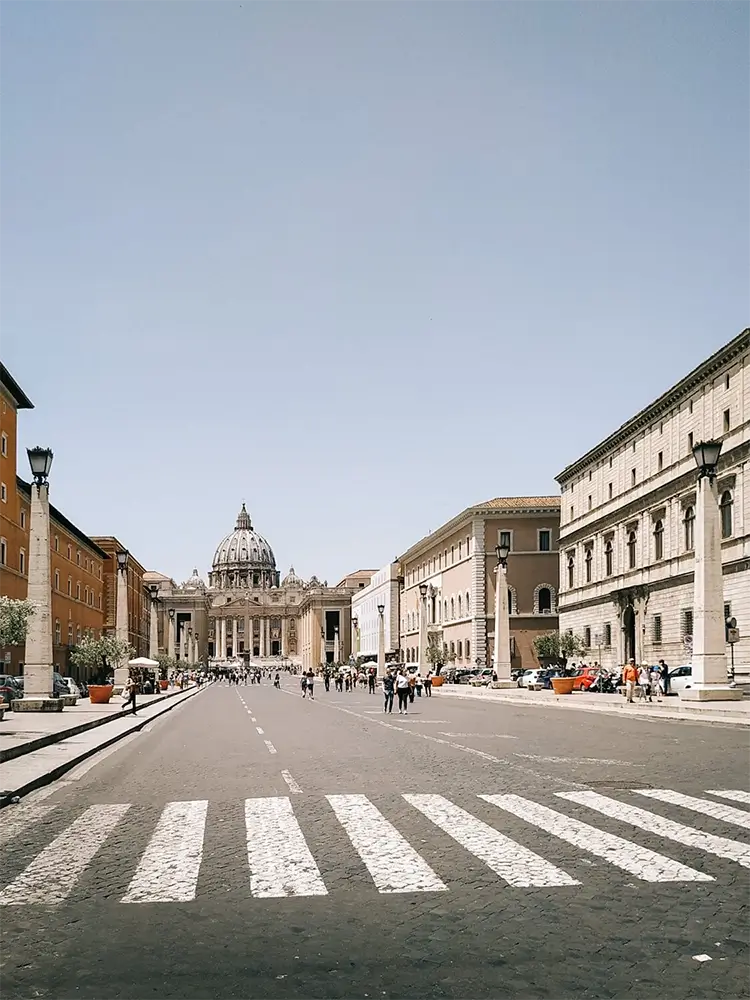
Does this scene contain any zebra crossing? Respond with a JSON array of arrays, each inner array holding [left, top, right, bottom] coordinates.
[[0, 788, 747, 905]]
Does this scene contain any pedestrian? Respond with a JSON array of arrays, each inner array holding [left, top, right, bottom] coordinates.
[[650, 663, 663, 700], [126, 675, 138, 715], [396, 669, 410, 714], [368, 669, 375, 694], [382, 671, 395, 713], [424, 671, 433, 697], [408, 671, 416, 705], [301, 673, 308, 698], [306, 669, 315, 699], [623, 659, 638, 704], [274, 672, 280, 689], [415, 673, 423, 698], [659, 658, 670, 696], [344, 673, 351, 693], [324, 670, 331, 692], [638, 663, 652, 701]]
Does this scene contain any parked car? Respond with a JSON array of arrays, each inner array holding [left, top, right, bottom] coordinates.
[[470, 669, 495, 686], [668, 664, 693, 694], [518, 668, 544, 688], [52, 672, 72, 697], [0, 675, 23, 708], [572, 667, 600, 691], [61, 677, 82, 697], [457, 669, 481, 684]]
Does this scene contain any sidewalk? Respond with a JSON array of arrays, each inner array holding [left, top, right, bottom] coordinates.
[[0, 684, 204, 803], [436, 684, 750, 726]]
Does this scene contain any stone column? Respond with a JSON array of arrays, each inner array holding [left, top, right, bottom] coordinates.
[[220, 618, 227, 659], [418, 591, 428, 671], [683, 473, 742, 700], [21, 480, 56, 706], [113, 562, 130, 690], [281, 617, 288, 657], [263, 618, 269, 657], [149, 599, 159, 658], [333, 627, 340, 664], [244, 610, 250, 655], [232, 618, 238, 659], [168, 613, 175, 659], [492, 561, 514, 687]]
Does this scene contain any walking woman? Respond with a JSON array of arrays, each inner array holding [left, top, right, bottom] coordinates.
[[300, 672, 308, 698], [382, 671, 395, 714], [396, 669, 410, 715], [306, 669, 315, 699]]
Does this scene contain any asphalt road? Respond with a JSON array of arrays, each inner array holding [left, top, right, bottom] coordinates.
[[1, 677, 748, 1000]]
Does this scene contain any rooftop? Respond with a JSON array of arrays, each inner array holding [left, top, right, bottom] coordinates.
[[0, 363, 34, 410], [477, 496, 561, 510]]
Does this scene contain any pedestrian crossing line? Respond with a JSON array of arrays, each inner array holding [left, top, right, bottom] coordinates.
[[404, 794, 579, 888], [705, 790, 750, 806], [245, 797, 327, 897], [558, 792, 750, 870], [0, 802, 57, 849], [0, 804, 130, 906], [256, 727, 264, 734], [122, 800, 208, 903], [481, 795, 712, 883], [264, 740, 277, 754], [634, 790, 750, 831], [327, 794, 448, 894]]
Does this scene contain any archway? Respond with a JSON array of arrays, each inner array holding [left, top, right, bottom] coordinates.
[[623, 606, 636, 662]]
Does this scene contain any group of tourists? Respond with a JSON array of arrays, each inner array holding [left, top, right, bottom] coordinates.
[[621, 658, 671, 703], [381, 668, 432, 714]]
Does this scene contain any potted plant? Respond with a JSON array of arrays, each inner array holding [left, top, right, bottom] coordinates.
[[533, 630, 586, 694], [70, 634, 135, 704], [424, 635, 448, 686], [155, 653, 176, 690]]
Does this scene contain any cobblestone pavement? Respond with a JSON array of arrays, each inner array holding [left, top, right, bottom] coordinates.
[[1, 678, 748, 999]]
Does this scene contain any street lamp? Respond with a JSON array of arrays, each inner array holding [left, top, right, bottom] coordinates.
[[377, 602, 385, 677], [417, 583, 428, 672], [492, 541, 514, 687], [194, 632, 200, 667], [684, 438, 740, 701], [187, 624, 194, 665], [20, 446, 59, 708], [167, 608, 176, 659], [148, 584, 159, 658], [114, 549, 130, 691], [320, 628, 327, 669]]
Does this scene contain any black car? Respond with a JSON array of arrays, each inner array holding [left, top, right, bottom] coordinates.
[[0, 675, 23, 708]]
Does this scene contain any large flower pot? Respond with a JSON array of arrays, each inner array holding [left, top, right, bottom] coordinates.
[[551, 677, 576, 696], [88, 684, 114, 705], [431, 676, 445, 687], [159, 679, 169, 691]]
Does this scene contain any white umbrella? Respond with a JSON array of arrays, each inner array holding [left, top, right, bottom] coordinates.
[[128, 657, 160, 667]]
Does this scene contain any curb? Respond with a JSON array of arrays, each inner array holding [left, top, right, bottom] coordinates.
[[0, 685, 198, 764], [435, 688, 750, 726], [0, 685, 204, 806]]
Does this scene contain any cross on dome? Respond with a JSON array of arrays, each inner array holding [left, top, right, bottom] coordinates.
[[235, 503, 252, 530]]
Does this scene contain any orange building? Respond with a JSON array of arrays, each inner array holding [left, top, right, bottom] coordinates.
[[90, 537, 150, 658], [1, 364, 106, 676]]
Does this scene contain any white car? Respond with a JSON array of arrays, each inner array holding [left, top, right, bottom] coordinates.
[[62, 677, 82, 697], [668, 664, 692, 694], [518, 669, 543, 688]]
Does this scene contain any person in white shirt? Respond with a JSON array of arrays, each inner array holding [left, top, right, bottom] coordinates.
[[395, 669, 410, 715]]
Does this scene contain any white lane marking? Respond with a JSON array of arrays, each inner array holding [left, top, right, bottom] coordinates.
[[328, 795, 447, 894], [482, 794, 712, 883], [634, 789, 750, 830], [405, 794, 578, 887], [0, 803, 57, 848], [64, 732, 142, 781], [251, 717, 257, 722], [515, 753, 640, 766], [558, 791, 750, 869], [256, 727, 265, 735], [244, 797, 327, 897], [122, 800, 208, 903], [705, 789, 750, 805], [264, 740, 277, 754], [440, 733, 518, 739], [0, 804, 130, 905], [281, 770, 303, 794]]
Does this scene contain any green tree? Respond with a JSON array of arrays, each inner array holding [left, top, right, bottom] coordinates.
[[70, 633, 135, 684], [533, 630, 586, 672], [155, 653, 178, 680], [0, 597, 36, 647]]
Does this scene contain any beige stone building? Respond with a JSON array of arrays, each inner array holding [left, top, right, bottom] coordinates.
[[298, 571, 375, 669], [398, 497, 561, 671]]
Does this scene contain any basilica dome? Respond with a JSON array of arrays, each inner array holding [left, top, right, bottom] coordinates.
[[182, 568, 206, 592], [210, 504, 279, 591]]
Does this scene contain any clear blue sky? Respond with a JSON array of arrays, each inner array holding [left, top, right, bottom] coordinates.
[[2, 2, 748, 586]]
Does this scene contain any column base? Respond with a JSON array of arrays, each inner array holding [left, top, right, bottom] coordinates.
[[12, 697, 64, 712], [680, 685, 744, 702], [490, 680, 517, 690]]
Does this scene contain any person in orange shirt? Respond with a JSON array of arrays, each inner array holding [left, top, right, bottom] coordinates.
[[622, 658, 638, 703]]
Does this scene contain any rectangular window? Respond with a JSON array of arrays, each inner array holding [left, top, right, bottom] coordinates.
[[659, 421, 663, 434], [657, 451, 663, 472], [76, 582, 81, 600], [631, 468, 636, 487], [724, 602, 732, 623], [0, 432, 6, 456], [76, 550, 81, 565], [55, 570, 60, 590], [688, 431, 694, 452], [725, 373, 730, 391], [608, 483, 613, 500], [723, 409, 730, 433], [584, 626, 591, 648], [689, 399, 693, 414], [0, 537, 6, 564], [54, 535, 59, 552], [20, 509, 26, 529], [652, 615, 662, 645], [67, 577, 72, 596], [604, 622, 612, 647], [538, 530, 551, 552], [19, 549, 25, 575], [499, 530, 511, 551], [458, 542, 462, 560], [0, 482, 6, 503], [609, 456, 613, 467], [570, 505, 574, 520], [587, 495, 592, 511], [681, 608, 694, 638]]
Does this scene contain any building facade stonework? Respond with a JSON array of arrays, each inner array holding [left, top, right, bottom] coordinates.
[[398, 497, 561, 671], [350, 562, 400, 662], [555, 328, 749, 675]]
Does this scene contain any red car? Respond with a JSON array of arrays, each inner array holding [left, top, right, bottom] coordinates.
[[572, 667, 599, 691]]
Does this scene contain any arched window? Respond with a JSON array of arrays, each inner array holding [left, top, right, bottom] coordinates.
[[54, 619, 61, 644], [684, 506, 695, 551], [585, 548, 593, 583], [627, 531, 637, 569], [653, 519, 664, 561], [567, 556, 575, 589], [720, 491, 733, 538], [457, 595, 462, 617], [538, 587, 551, 613], [450, 597, 455, 619]]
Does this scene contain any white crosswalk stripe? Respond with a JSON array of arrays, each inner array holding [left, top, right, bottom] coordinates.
[[558, 791, 750, 869], [634, 789, 750, 830], [0, 802, 57, 849], [405, 793, 579, 887], [705, 789, 750, 805], [245, 796, 327, 897], [328, 794, 447, 893], [122, 801, 208, 903], [482, 794, 713, 883], [0, 804, 130, 905], [1, 788, 748, 905]]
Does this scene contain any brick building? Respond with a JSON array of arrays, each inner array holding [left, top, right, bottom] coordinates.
[[90, 537, 150, 658]]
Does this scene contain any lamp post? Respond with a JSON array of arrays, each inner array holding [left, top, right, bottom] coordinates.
[[148, 584, 159, 659], [352, 616, 359, 658], [492, 541, 515, 688], [377, 602, 386, 677], [19, 447, 60, 710], [320, 629, 327, 670], [194, 633, 200, 668], [417, 582, 428, 672], [187, 625, 194, 665], [113, 549, 130, 691], [683, 440, 742, 701], [167, 609, 176, 659], [333, 626, 340, 665]]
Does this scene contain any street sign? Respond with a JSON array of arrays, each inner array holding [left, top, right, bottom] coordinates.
[[727, 627, 740, 644], [683, 635, 693, 651]]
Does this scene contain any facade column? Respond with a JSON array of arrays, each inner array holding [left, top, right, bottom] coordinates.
[[232, 617, 238, 659], [114, 559, 130, 690], [492, 561, 514, 687], [168, 612, 175, 659], [244, 609, 250, 655], [281, 618, 288, 657], [149, 598, 159, 659], [21, 479, 55, 704], [221, 618, 227, 659], [377, 608, 385, 677], [264, 618, 270, 657], [418, 587, 428, 670], [333, 626, 340, 664]]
